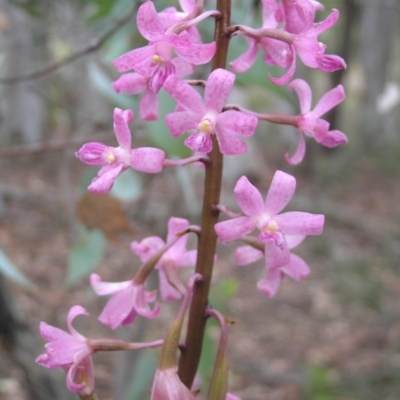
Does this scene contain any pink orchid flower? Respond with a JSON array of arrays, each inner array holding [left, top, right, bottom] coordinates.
[[151, 367, 197, 400], [113, 1, 215, 93], [158, 0, 203, 30], [214, 171, 324, 269], [90, 274, 160, 330], [36, 306, 95, 396], [131, 217, 197, 302], [226, 394, 242, 400], [75, 108, 165, 193], [236, 235, 310, 298], [163, 68, 258, 155], [286, 78, 347, 164], [282, 0, 324, 34], [271, 8, 346, 85], [230, 0, 292, 74], [113, 58, 195, 121]]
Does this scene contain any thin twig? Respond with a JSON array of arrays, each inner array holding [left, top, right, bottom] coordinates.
[[0, 1, 142, 85]]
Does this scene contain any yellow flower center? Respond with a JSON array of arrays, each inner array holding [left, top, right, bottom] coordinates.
[[152, 54, 164, 64], [198, 120, 213, 134], [263, 220, 279, 233], [106, 152, 115, 163]]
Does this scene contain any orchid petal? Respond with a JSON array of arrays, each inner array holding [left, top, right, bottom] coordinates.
[[175, 41, 216, 65], [88, 164, 124, 194], [166, 217, 190, 243], [175, 249, 197, 267], [234, 176, 264, 217], [269, 45, 296, 86], [98, 285, 137, 330], [130, 148, 165, 173], [216, 126, 248, 155], [262, 0, 280, 28], [264, 170, 296, 216], [312, 8, 339, 36], [113, 44, 157, 73], [218, 110, 258, 137], [257, 268, 282, 297], [75, 142, 107, 165], [66, 356, 94, 395], [164, 75, 204, 112], [215, 216, 257, 243], [285, 131, 306, 165], [165, 111, 198, 138], [318, 130, 348, 148], [286, 234, 305, 249], [289, 79, 312, 114], [137, 1, 165, 42], [265, 238, 290, 269], [67, 306, 89, 338], [229, 38, 259, 73], [112, 73, 147, 94], [90, 274, 132, 296], [113, 108, 133, 149], [275, 211, 324, 235], [131, 237, 165, 263], [185, 132, 213, 153], [158, 268, 182, 301], [140, 88, 159, 121], [281, 254, 310, 281], [39, 322, 71, 342], [317, 53, 346, 72], [283, 0, 315, 34], [151, 368, 197, 400], [172, 57, 196, 77], [312, 85, 345, 117], [261, 38, 293, 68], [179, 0, 196, 14], [205, 69, 235, 112], [133, 285, 161, 318], [235, 246, 263, 266]]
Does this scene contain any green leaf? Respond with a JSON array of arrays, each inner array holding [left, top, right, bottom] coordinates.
[[110, 169, 143, 202], [65, 226, 106, 288], [88, 62, 138, 110], [209, 278, 239, 313], [0, 249, 36, 289], [124, 351, 158, 400]]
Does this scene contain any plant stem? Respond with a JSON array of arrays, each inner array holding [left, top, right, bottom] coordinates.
[[177, 0, 231, 389]]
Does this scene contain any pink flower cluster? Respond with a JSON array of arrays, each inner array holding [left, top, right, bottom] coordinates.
[[230, 0, 346, 85]]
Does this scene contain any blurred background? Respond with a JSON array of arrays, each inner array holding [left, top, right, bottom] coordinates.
[[0, 0, 399, 399]]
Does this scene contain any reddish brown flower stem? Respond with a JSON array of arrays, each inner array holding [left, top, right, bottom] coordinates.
[[224, 104, 299, 126], [177, 0, 231, 389]]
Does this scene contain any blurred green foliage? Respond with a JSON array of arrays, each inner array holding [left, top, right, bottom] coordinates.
[[65, 224, 106, 288]]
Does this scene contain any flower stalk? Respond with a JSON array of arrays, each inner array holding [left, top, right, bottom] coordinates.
[[177, 0, 231, 388]]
